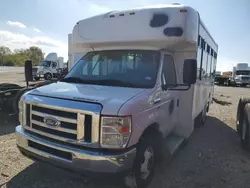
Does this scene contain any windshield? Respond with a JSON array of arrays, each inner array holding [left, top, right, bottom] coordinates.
[[63, 50, 160, 88], [40, 61, 51, 67], [236, 70, 250, 76]]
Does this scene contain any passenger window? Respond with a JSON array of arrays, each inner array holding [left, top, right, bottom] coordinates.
[[197, 36, 202, 79], [162, 54, 176, 85], [201, 41, 207, 78], [206, 45, 211, 77]]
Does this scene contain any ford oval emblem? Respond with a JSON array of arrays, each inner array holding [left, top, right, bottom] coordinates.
[[43, 116, 61, 127]]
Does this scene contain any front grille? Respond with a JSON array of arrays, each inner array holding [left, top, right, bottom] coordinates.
[[242, 77, 249, 81], [24, 103, 95, 145]]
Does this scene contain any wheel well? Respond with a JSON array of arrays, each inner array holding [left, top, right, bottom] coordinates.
[[139, 123, 162, 142], [45, 72, 52, 75]]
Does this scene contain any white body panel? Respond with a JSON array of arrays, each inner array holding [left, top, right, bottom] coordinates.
[[192, 21, 218, 120]]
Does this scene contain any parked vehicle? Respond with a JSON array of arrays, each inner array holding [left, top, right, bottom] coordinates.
[[236, 97, 250, 150], [0, 61, 63, 116], [34, 53, 65, 81], [16, 4, 218, 188], [228, 63, 250, 87]]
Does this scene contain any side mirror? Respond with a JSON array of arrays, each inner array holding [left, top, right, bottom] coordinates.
[[183, 59, 197, 85], [24, 60, 33, 86]]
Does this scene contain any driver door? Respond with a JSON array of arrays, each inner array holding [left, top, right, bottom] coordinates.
[[159, 53, 180, 137]]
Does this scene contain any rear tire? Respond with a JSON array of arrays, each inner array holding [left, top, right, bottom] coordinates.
[[236, 97, 250, 133], [195, 103, 207, 128], [240, 104, 250, 150]]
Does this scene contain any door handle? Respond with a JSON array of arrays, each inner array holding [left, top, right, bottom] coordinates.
[[153, 98, 161, 104]]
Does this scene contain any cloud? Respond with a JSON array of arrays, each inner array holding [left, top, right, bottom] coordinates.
[[0, 30, 66, 48], [33, 28, 41, 33], [216, 56, 246, 72], [7, 21, 27, 28]]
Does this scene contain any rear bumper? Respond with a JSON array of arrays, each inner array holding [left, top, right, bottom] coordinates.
[[16, 125, 136, 179]]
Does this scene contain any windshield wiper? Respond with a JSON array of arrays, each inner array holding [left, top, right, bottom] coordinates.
[[89, 79, 138, 87], [60, 78, 139, 87], [60, 77, 86, 83]]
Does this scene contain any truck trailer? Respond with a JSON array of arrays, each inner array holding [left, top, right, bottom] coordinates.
[[15, 4, 218, 188]]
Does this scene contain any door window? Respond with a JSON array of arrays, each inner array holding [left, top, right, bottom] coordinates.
[[162, 54, 177, 85]]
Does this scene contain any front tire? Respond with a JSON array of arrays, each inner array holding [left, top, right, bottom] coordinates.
[[44, 73, 52, 80], [133, 135, 156, 188], [34, 77, 40, 81]]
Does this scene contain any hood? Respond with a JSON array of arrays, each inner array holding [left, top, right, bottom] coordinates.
[[28, 82, 146, 115]]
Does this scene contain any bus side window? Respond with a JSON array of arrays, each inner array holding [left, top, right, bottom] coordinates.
[[201, 40, 207, 79], [206, 45, 211, 78], [162, 54, 176, 85], [214, 52, 217, 74], [210, 49, 214, 77], [197, 35, 202, 79]]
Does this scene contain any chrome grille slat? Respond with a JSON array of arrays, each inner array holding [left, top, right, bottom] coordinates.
[[32, 110, 77, 124], [77, 113, 85, 140], [24, 125, 76, 142], [22, 96, 101, 148], [31, 120, 77, 134]]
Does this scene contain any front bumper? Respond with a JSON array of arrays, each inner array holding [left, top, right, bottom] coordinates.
[[235, 80, 249, 85], [16, 125, 136, 178]]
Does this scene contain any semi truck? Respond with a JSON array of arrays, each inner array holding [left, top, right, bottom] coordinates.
[[15, 4, 218, 188], [34, 53, 65, 81], [228, 63, 250, 87]]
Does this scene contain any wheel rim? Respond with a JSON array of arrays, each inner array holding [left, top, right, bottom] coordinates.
[[140, 146, 154, 180], [242, 120, 247, 140], [47, 74, 52, 80]]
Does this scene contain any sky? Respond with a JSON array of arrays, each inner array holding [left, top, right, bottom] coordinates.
[[0, 0, 249, 71]]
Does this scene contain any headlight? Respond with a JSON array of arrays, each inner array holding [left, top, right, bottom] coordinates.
[[100, 116, 131, 149]]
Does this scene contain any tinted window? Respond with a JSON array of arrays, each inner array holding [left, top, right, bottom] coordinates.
[[201, 49, 207, 78], [162, 55, 176, 85], [206, 55, 211, 77], [52, 61, 57, 68], [197, 46, 202, 79], [41, 61, 51, 67]]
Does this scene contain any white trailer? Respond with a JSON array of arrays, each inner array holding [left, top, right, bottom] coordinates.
[[17, 4, 218, 188], [34, 53, 65, 80]]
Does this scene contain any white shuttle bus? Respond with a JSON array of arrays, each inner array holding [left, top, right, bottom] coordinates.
[[17, 4, 218, 188]]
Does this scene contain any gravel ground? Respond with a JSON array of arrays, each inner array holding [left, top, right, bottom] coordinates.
[[1, 72, 250, 188], [0, 72, 26, 86]]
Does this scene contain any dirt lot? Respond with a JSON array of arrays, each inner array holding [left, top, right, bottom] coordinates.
[[1, 72, 250, 188], [0, 72, 26, 86]]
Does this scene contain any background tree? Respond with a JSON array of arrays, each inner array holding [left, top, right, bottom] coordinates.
[[0, 46, 11, 66], [0, 46, 44, 66]]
